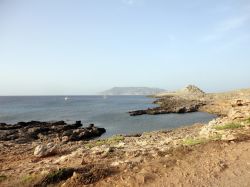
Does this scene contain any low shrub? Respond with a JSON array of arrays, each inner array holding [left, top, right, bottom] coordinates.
[[0, 175, 7, 182], [182, 138, 207, 146], [214, 123, 242, 130], [85, 135, 124, 148]]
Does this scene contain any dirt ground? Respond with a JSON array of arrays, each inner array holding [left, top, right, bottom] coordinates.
[[96, 139, 250, 187], [1, 128, 250, 187]]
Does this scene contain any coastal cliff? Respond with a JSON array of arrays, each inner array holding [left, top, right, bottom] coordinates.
[[1, 87, 250, 186]]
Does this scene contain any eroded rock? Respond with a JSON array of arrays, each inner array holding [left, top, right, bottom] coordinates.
[[0, 121, 106, 143], [34, 142, 58, 157], [129, 96, 205, 116]]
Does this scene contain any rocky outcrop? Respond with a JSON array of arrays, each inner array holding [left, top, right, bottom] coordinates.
[[155, 85, 205, 98], [129, 85, 207, 116], [180, 85, 205, 95], [34, 142, 58, 158], [0, 121, 106, 143], [129, 96, 206, 116]]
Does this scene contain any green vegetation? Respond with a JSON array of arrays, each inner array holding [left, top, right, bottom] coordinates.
[[20, 174, 36, 185], [37, 168, 74, 186], [210, 134, 222, 141], [0, 175, 7, 182], [245, 118, 250, 124], [183, 133, 223, 146], [182, 138, 207, 146], [85, 135, 125, 148], [214, 123, 242, 130]]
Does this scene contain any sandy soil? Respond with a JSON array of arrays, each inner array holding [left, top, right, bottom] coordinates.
[[96, 136, 250, 187]]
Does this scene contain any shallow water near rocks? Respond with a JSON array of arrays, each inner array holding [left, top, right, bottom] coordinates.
[[0, 96, 216, 137]]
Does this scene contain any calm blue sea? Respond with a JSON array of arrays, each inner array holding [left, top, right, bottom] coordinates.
[[0, 96, 216, 137]]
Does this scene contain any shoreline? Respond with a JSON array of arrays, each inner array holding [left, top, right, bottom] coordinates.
[[0, 110, 216, 141], [1, 88, 250, 186]]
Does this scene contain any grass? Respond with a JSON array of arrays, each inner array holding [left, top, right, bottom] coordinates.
[[182, 134, 223, 146], [210, 134, 222, 141], [0, 175, 7, 182], [245, 118, 250, 124], [20, 174, 36, 185], [213, 123, 242, 130], [36, 168, 74, 186], [85, 135, 125, 149], [182, 138, 207, 146]]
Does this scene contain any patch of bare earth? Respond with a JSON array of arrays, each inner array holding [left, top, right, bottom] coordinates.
[[92, 134, 250, 187]]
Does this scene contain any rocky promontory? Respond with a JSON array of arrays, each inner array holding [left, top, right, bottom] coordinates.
[[129, 95, 206, 116], [129, 85, 207, 116]]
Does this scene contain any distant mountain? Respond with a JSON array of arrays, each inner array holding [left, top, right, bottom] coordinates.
[[101, 87, 166, 95]]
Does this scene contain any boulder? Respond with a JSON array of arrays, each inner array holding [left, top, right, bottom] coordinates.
[[34, 143, 58, 157], [62, 136, 70, 143]]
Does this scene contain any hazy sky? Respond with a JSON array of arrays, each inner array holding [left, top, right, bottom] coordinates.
[[0, 0, 250, 95]]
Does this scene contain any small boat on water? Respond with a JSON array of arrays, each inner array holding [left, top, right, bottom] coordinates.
[[64, 97, 69, 101]]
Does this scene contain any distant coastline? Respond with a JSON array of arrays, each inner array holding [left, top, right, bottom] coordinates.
[[100, 87, 166, 95]]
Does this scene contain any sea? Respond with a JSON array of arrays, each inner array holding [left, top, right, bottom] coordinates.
[[0, 96, 216, 137]]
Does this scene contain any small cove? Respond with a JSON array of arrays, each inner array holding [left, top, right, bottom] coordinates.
[[0, 96, 216, 137]]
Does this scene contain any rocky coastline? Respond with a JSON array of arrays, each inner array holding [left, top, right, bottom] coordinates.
[[0, 121, 106, 143], [129, 85, 207, 116], [129, 95, 206, 116], [1, 86, 250, 186]]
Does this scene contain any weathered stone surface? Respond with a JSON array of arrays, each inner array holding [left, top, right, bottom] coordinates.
[[34, 142, 58, 157], [221, 134, 236, 141]]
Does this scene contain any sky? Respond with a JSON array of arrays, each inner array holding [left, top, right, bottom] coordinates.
[[0, 0, 250, 95]]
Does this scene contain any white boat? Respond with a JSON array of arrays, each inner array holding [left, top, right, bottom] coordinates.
[[64, 97, 69, 101]]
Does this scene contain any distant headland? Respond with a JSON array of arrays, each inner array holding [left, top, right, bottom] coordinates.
[[100, 87, 166, 95]]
